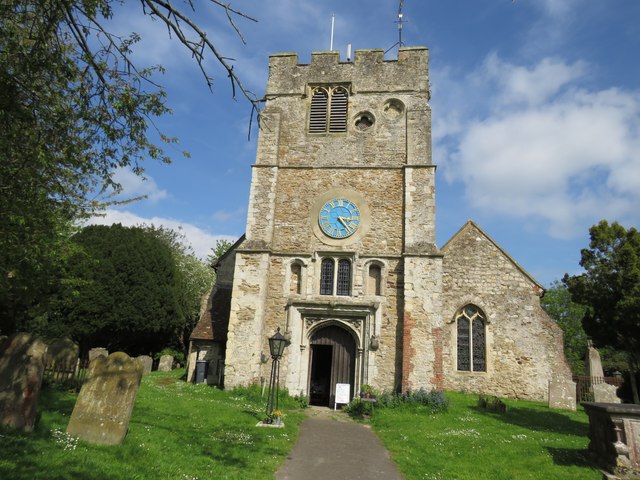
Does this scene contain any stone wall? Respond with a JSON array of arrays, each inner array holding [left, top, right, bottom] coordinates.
[[441, 221, 572, 401]]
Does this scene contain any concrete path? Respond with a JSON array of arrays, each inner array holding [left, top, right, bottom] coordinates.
[[275, 407, 403, 480]]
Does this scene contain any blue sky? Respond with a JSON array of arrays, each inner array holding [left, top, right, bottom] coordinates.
[[88, 0, 640, 288]]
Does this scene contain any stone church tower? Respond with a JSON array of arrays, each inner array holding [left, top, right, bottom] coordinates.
[[188, 47, 572, 405]]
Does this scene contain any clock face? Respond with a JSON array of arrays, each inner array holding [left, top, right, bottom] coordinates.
[[318, 198, 361, 239]]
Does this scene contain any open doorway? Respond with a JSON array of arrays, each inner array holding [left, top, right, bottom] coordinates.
[[309, 345, 332, 406], [308, 324, 356, 407]]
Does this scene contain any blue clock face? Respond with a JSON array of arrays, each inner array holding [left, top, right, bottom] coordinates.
[[319, 198, 361, 239]]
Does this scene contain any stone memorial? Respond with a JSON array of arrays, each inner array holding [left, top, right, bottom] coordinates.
[[586, 340, 605, 379], [548, 378, 577, 411], [88, 347, 108, 362], [136, 355, 153, 375], [582, 402, 640, 477], [158, 355, 173, 372], [0, 333, 48, 431], [44, 338, 79, 381], [66, 352, 143, 445], [593, 383, 621, 404]]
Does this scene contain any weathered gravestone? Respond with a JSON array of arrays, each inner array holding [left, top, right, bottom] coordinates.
[[593, 383, 621, 404], [548, 378, 577, 411], [88, 347, 108, 362], [44, 338, 79, 381], [0, 333, 48, 431], [136, 355, 153, 375], [66, 352, 143, 445], [586, 340, 605, 379], [158, 355, 173, 372]]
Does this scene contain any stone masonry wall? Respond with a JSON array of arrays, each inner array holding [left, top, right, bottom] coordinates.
[[441, 222, 572, 401]]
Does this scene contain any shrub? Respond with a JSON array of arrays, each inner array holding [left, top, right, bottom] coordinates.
[[344, 397, 375, 418], [376, 388, 448, 413]]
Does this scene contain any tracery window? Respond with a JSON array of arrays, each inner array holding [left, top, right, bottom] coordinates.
[[456, 305, 486, 372], [309, 86, 349, 133], [319, 257, 352, 296]]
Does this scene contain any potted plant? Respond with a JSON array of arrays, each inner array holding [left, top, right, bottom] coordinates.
[[360, 384, 376, 399], [271, 409, 283, 425]]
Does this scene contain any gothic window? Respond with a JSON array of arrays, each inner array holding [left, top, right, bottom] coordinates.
[[320, 258, 334, 295], [367, 264, 382, 296], [456, 305, 486, 372], [319, 257, 352, 296], [309, 86, 349, 133], [336, 259, 351, 296], [290, 263, 302, 295]]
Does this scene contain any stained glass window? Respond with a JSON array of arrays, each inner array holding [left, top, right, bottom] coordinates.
[[320, 259, 334, 295], [456, 305, 487, 372]]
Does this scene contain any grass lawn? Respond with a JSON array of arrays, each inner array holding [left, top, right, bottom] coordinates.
[[371, 391, 603, 480], [1, 371, 605, 480], [0, 369, 306, 480]]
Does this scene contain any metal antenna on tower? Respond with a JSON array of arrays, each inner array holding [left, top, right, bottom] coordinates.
[[385, 0, 406, 55]]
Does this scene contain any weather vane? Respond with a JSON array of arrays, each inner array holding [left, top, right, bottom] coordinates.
[[385, 0, 406, 55]]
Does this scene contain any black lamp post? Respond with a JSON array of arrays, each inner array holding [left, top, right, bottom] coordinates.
[[265, 328, 287, 423]]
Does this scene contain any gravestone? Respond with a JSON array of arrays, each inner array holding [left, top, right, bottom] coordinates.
[[88, 347, 108, 362], [158, 355, 173, 372], [136, 355, 153, 375], [593, 383, 621, 404], [0, 333, 48, 431], [66, 352, 143, 445], [586, 340, 605, 378], [548, 378, 577, 411], [45, 338, 79, 381]]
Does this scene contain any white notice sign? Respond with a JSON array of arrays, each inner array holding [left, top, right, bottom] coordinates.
[[334, 383, 351, 410]]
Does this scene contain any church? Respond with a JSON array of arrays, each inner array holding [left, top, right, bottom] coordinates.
[[187, 47, 572, 405]]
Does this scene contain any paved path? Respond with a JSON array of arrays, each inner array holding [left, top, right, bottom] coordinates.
[[275, 407, 403, 480]]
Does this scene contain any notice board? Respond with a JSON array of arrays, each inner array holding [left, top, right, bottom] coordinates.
[[334, 383, 350, 410]]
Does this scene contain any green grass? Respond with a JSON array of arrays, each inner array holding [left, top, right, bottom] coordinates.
[[0, 369, 305, 480], [1, 374, 604, 480], [371, 391, 602, 480]]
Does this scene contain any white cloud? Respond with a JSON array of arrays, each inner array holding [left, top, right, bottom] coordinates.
[[86, 209, 238, 260], [110, 168, 168, 204], [438, 55, 640, 238]]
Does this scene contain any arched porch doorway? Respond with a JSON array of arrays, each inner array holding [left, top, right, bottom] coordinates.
[[308, 324, 356, 407]]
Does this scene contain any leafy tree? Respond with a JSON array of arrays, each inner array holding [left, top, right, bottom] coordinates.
[[0, 1, 257, 334], [207, 239, 235, 268], [39, 224, 185, 354], [563, 220, 640, 403], [144, 226, 216, 351], [541, 281, 588, 375]]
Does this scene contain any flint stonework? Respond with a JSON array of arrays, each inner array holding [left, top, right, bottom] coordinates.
[[0, 333, 47, 431], [66, 352, 143, 445]]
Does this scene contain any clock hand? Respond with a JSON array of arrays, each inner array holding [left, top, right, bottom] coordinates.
[[338, 216, 352, 231]]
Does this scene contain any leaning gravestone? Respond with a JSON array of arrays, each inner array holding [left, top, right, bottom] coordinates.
[[88, 347, 108, 362], [585, 340, 605, 379], [548, 378, 577, 411], [45, 338, 79, 381], [66, 352, 143, 445], [158, 355, 174, 372], [0, 333, 48, 431], [593, 383, 621, 403], [136, 355, 153, 375]]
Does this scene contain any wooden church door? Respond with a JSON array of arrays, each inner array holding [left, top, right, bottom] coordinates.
[[308, 325, 356, 406]]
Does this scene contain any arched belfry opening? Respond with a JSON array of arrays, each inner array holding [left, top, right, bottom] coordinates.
[[308, 324, 356, 407]]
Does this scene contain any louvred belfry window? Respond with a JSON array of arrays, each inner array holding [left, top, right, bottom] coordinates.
[[309, 86, 349, 133], [456, 305, 487, 372]]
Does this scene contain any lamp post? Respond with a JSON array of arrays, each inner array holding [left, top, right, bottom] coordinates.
[[265, 328, 287, 423]]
